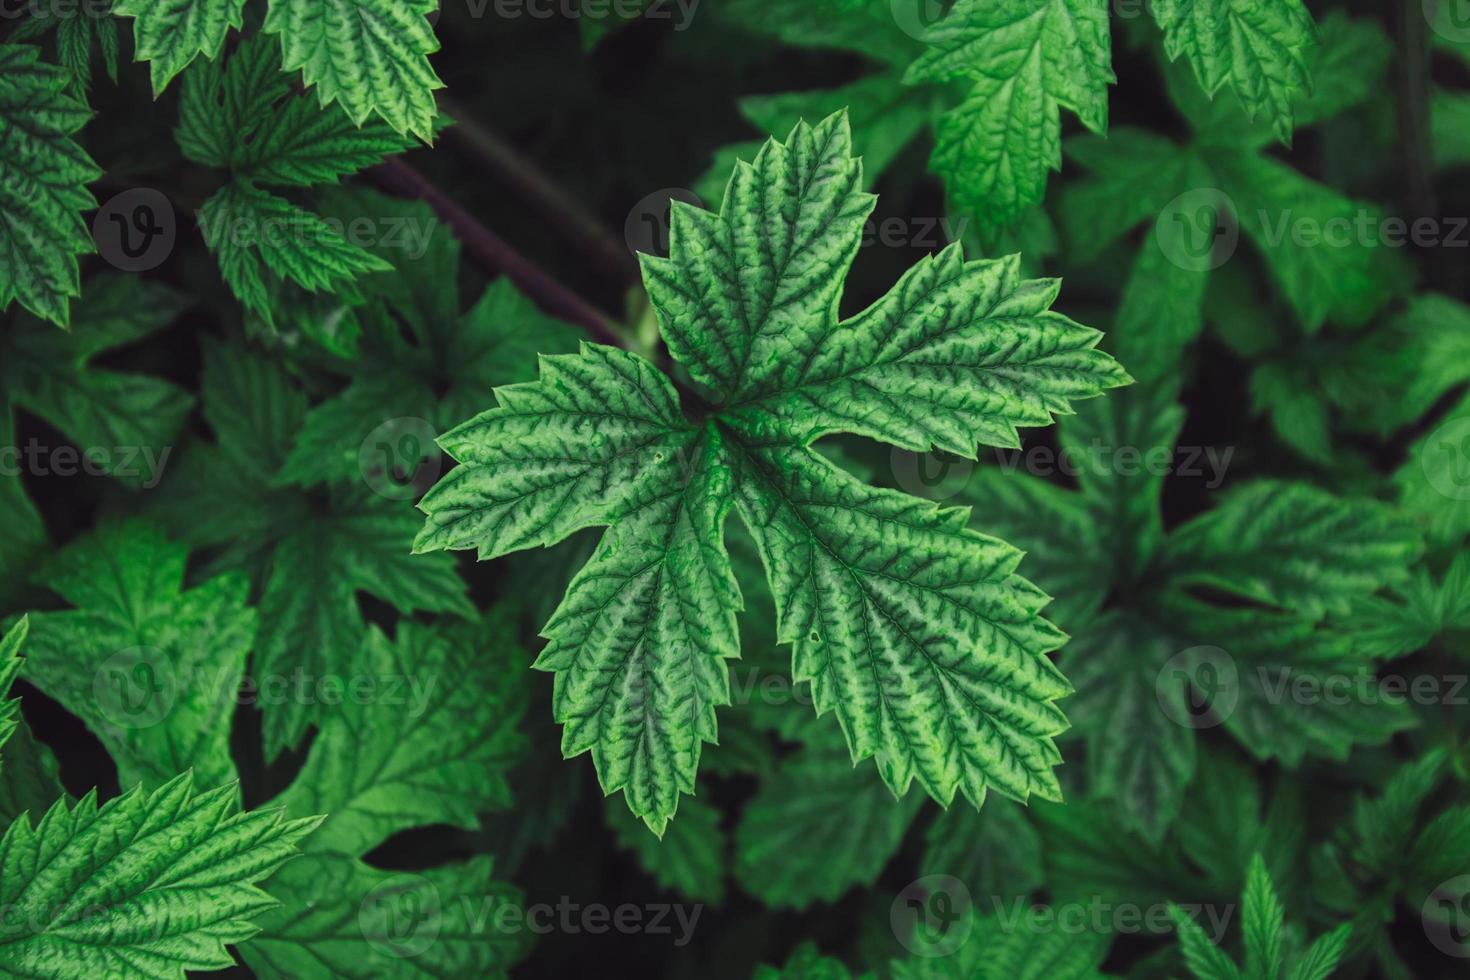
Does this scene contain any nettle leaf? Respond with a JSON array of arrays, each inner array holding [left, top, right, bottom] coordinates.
[[112, 0, 245, 92], [176, 33, 414, 186], [10, 1, 123, 94], [270, 615, 527, 858], [1060, 13, 1404, 354], [1396, 388, 1470, 546], [919, 793, 1044, 903], [1349, 554, 1470, 661], [0, 44, 101, 328], [957, 381, 1421, 839], [735, 727, 924, 909], [1150, 0, 1317, 143], [607, 793, 727, 904], [19, 520, 253, 794], [1170, 854, 1350, 980], [263, 0, 443, 141], [118, 0, 441, 138], [278, 188, 582, 486], [0, 618, 65, 825], [1164, 482, 1423, 620], [0, 617, 28, 760], [178, 37, 403, 328], [153, 342, 471, 758], [239, 613, 531, 977], [418, 113, 1127, 834], [198, 179, 390, 326], [239, 853, 527, 980], [904, 0, 1114, 236], [0, 273, 194, 489], [0, 772, 319, 980]]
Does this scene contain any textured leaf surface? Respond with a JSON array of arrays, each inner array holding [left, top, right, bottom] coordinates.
[[155, 343, 471, 759], [1164, 482, 1420, 619], [280, 192, 582, 487], [241, 854, 527, 979], [905, 0, 1113, 233], [263, 0, 443, 141], [1151, 0, 1317, 143], [0, 45, 101, 328], [271, 616, 527, 857], [735, 729, 923, 909], [419, 113, 1126, 831], [198, 180, 390, 326], [607, 794, 727, 903], [0, 275, 193, 488], [0, 773, 318, 979], [113, 0, 245, 92], [176, 33, 412, 186], [19, 521, 252, 794]]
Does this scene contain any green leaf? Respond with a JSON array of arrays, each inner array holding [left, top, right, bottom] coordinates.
[[1351, 553, 1470, 661], [18, 521, 253, 794], [755, 942, 857, 980], [890, 906, 1113, 980], [1242, 854, 1285, 980], [262, 0, 443, 141], [735, 729, 923, 909], [1063, 613, 1197, 842], [0, 720, 68, 827], [1212, 151, 1408, 332], [176, 33, 414, 186], [1150, 0, 1316, 143], [1395, 389, 1470, 546], [0, 44, 101, 328], [0, 616, 29, 760], [240, 853, 528, 979], [1284, 925, 1351, 980], [197, 179, 391, 327], [270, 615, 527, 858], [0, 273, 193, 488], [1170, 854, 1350, 980], [696, 72, 944, 203], [1171, 902, 1244, 980], [418, 112, 1126, 832], [919, 795, 1044, 902], [1164, 482, 1421, 620], [154, 342, 471, 759], [0, 772, 319, 979], [279, 191, 582, 487], [112, 0, 245, 92], [607, 793, 727, 903], [904, 0, 1114, 234]]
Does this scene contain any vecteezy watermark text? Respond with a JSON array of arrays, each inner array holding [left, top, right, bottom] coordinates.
[[0, 440, 171, 488]]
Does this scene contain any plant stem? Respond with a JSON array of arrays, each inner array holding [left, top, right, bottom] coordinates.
[[439, 97, 639, 288], [367, 157, 628, 349]]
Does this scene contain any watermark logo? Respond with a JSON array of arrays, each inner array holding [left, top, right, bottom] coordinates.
[[1426, 0, 1470, 44], [891, 0, 948, 41], [891, 875, 972, 958], [92, 647, 176, 730], [360, 417, 441, 501], [1156, 188, 1238, 272], [1421, 416, 1470, 501], [93, 189, 176, 273], [1424, 875, 1470, 957], [625, 188, 703, 257], [1156, 646, 1238, 729], [360, 874, 442, 959], [891, 448, 974, 501]]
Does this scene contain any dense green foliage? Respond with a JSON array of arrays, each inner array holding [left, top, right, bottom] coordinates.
[[0, 1, 1466, 977]]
